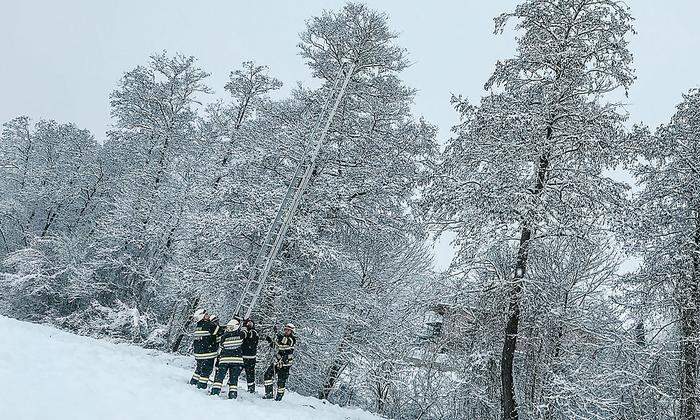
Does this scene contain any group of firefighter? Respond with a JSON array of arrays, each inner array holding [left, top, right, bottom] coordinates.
[[188, 308, 297, 401]]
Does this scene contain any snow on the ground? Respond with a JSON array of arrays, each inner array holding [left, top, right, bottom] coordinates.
[[0, 316, 380, 420]]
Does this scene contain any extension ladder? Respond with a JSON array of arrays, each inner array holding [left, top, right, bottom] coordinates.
[[234, 62, 356, 319]]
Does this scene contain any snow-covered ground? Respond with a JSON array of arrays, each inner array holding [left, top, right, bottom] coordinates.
[[0, 316, 379, 420]]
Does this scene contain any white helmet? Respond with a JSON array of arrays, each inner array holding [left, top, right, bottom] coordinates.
[[192, 308, 206, 322], [227, 318, 240, 330], [284, 323, 296, 333], [210, 314, 219, 323]]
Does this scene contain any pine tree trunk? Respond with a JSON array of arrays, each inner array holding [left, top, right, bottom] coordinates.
[[171, 296, 199, 353], [319, 329, 351, 400], [319, 359, 347, 400], [680, 303, 698, 420], [501, 153, 549, 420], [501, 226, 530, 420], [680, 214, 700, 420]]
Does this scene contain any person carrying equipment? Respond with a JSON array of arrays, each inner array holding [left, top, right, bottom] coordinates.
[[190, 309, 221, 388], [210, 318, 246, 399], [263, 323, 296, 401], [241, 318, 260, 393]]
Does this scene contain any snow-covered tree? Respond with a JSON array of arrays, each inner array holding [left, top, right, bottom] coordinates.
[[424, 1, 635, 418], [91, 52, 211, 326], [210, 61, 282, 188], [627, 89, 700, 420], [0, 118, 102, 253], [272, 3, 438, 404], [0, 117, 104, 321]]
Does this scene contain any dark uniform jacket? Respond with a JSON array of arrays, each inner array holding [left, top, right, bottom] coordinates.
[[273, 333, 296, 367], [218, 328, 247, 365], [193, 319, 220, 359], [241, 328, 259, 361]]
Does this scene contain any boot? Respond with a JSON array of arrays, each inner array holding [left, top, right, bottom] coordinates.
[[228, 390, 238, 400], [248, 383, 256, 393], [264, 384, 273, 399], [189, 378, 198, 386], [197, 382, 208, 389], [210, 388, 220, 396], [274, 393, 284, 401]]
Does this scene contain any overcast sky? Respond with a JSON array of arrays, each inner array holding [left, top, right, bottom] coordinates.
[[1, 1, 698, 269]]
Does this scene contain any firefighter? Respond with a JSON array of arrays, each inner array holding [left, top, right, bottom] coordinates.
[[241, 318, 259, 393], [190, 309, 221, 389], [263, 323, 296, 401], [210, 318, 246, 399]]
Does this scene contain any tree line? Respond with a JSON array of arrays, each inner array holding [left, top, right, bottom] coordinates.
[[1, 1, 699, 419]]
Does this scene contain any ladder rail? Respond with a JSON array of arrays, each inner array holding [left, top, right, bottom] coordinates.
[[235, 62, 356, 319], [304, 65, 346, 155], [237, 64, 345, 298]]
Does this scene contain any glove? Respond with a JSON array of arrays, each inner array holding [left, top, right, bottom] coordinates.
[[265, 335, 273, 346]]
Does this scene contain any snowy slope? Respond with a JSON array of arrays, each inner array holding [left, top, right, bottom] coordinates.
[[0, 316, 379, 420]]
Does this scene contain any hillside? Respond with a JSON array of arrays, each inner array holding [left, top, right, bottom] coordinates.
[[0, 316, 380, 420]]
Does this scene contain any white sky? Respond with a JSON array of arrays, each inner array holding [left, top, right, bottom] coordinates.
[[1, 1, 699, 270]]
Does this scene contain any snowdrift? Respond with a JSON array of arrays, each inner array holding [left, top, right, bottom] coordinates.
[[0, 316, 379, 420]]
